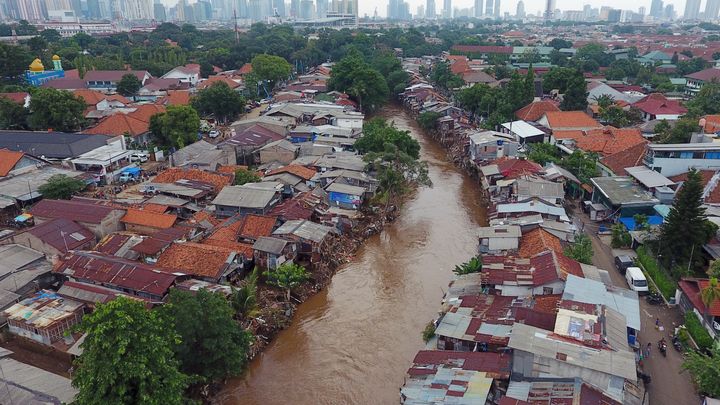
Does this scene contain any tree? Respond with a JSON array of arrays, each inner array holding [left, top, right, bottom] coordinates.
[[247, 53, 292, 89], [657, 117, 699, 144], [328, 50, 390, 113], [560, 70, 588, 111], [149, 105, 200, 149], [564, 233, 593, 264], [701, 277, 720, 324], [659, 169, 719, 276], [541, 67, 577, 93], [39, 29, 62, 44], [0, 43, 33, 82], [428, 60, 464, 90], [417, 111, 442, 131], [526, 142, 560, 165], [161, 289, 251, 384], [231, 268, 259, 320], [683, 346, 720, 397], [38, 174, 86, 199], [709, 260, 720, 278], [548, 38, 573, 50], [562, 150, 598, 184], [27, 88, 86, 132], [611, 223, 632, 248], [263, 262, 310, 302], [453, 257, 483, 275], [687, 81, 720, 116], [0, 96, 28, 129], [192, 81, 246, 124], [234, 168, 261, 185], [355, 118, 420, 159], [72, 297, 188, 405], [115, 73, 142, 98]]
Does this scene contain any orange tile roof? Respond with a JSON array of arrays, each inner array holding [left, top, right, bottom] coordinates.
[[142, 203, 169, 213], [130, 104, 166, 123], [197, 76, 240, 90], [73, 89, 129, 105], [156, 242, 237, 279], [84, 113, 150, 137], [450, 59, 471, 75], [0, 148, 24, 177], [575, 127, 646, 156], [153, 168, 231, 192], [599, 142, 648, 176], [518, 228, 564, 258], [515, 101, 560, 122], [121, 208, 177, 229], [543, 111, 601, 129], [239, 214, 276, 238], [552, 130, 584, 140], [202, 238, 254, 257], [703, 114, 720, 133], [189, 210, 222, 227], [266, 164, 317, 181], [238, 63, 253, 75], [157, 90, 191, 106]]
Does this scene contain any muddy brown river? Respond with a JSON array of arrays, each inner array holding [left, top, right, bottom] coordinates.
[[216, 106, 488, 405]]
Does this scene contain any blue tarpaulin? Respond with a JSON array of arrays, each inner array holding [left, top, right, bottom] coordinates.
[[619, 216, 663, 231], [120, 167, 142, 175]]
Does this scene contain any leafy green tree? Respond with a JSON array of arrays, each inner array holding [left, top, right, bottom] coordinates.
[[562, 150, 598, 184], [453, 257, 483, 275], [38, 174, 86, 199], [548, 38, 573, 50], [541, 67, 578, 93], [355, 118, 420, 159], [564, 233, 593, 264], [658, 117, 699, 144], [231, 268, 259, 319], [263, 262, 310, 302], [192, 81, 245, 124], [429, 60, 464, 90], [72, 297, 188, 405], [701, 277, 720, 326], [234, 168, 261, 185], [149, 105, 200, 149], [708, 260, 720, 278], [683, 346, 720, 397], [417, 111, 442, 131], [560, 70, 588, 111], [611, 223, 632, 248], [115, 73, 142, 98], [328, 50, 390, 113], [659, 169, 719, 276], [40, 29, 62, 44], [687, 81, 720, 116], [247, 53, 292, 89], [0, 43, 33, 82], [0, 96, 28, 129], [422, 321, 436, 343], [161, 289, 251, 384], [27, 88, 86, 132], [526, 142, 560, 165]]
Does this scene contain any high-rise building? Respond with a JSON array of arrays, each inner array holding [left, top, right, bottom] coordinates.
[[416, 4, 424, 18], [638, 6, 645, 16], [153, 2, 166, 20], [388, 0, 399, 18], [87, 0, 101, 18], [664, 4, 674, 19], [649, 0, 663, 19], [684, 0, 701, 20], [485, 0, 493, 16], [299, 0, 313, 19], [706, 0, 720, 21], [544, 0, 555, 19], [515, 0, 524, 18], [426, 0, 435, 18], [316, 0, 327, 17], [494, 0, 500, 17], [474, 0, 483, 17], [442, 0, 451, 18], [607, 8, 621, 22]]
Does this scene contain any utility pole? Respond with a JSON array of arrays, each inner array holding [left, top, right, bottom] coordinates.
[[234, 9, 240, 45]]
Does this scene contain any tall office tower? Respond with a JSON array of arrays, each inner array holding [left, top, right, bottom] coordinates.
[[442, 0, 451, 18], [582, 4, 591, 19], [298, 0, 312, 19], [474, 0, 483, 17], [684, 0, 700, 19], [544, 0, 555, 19], [126, 0, 154, 20], [485, 0, 492, 16], [706, 0, 720, 21], [87, 0, 100, 18], [153, 1, 166, 20], [649, 0, 663, 19], [315, 0, 327, 17], [638, 6, 645, 16], [664, 4, 674, 19], [426, 0, 435, 18], [388, 0, 399, 18], [7, 0, 46, 20], [515, 0, 524, 18], [237, 0, 248, 17], [247, 0, 260, 19], [71, 0, 83, 17], [273, 0, 285, 16], [176, 0, 186, 20], [493, 0, 499, 17], [289, 0, 298, 16], [416, 4, 424, 18]]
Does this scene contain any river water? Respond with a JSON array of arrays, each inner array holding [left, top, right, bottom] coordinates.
[[216, 105, 488, 405]]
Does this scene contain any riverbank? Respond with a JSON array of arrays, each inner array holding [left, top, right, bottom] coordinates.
[[216, 105, 487, 404]]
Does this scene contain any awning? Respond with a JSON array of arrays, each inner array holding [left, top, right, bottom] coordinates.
[[14, 213, 33, 222]]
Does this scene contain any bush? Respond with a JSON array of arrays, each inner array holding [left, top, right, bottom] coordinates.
[[684, 311, 715, 352], [422, 321, 436, 343], [636, 245, 677, 299]]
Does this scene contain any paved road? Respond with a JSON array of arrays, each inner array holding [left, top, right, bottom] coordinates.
[[573, 207, 701, 405]]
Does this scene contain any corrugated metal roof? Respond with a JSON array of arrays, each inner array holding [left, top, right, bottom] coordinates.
[[0, 357, 77, 403], [3, 290, 83, 328], [325, 182, 366, 195], [212, 184, 281, 209], [625, 166, 675, 188], [253, 236, 288, 254], [0, 244, 44, 277], [273, 219, 333, 243], [562, 275, 640, 331]]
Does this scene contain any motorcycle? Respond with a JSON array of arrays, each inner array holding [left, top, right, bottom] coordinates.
[[658, 339, 667, 357], [671, 334, 682, 352], [646, 292, 664, 305]]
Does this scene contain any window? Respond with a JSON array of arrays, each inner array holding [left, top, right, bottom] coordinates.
[[542, 287, 553, 295], [679, 152, 694, 159], [706, 152, 720, 159]]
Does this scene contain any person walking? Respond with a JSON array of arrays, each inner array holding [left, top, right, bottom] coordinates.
[[645, 342, 651, 358], [655, 317, 660, 330]]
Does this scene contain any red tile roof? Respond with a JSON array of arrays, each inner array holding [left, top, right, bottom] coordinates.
[[73, 89, 129, 105], [518, 228, 564, 258], [156, 242, 237, 280], [54, 251, 177, 297], [451, 45, 513, 54], [492, 158, 543, 179], [679, 278, 720, 317], [156, 90, 191, 106], [575, 127, 647, 156], [0, 148, 24, 176], [197, 76, 240, 90], [542, 111, 601, 129], [633, 93, 687, 116], [30, 199, 121, 224], [703, 114, 720, 133], [599, 142, 648, 176], [153, 168, 231, 192], [409, 351, 511, 376], [515, 100, 560, 122], [266, 164, 317, 181], [0, 92, 28, 104], [238, 63, 253, 75], [27, 218, 94, 252], [84, 104, 165, 137], [269, 197, 315, 221], [121, 208, 177, 229], [239, 214, 277, 239], [130, 227, 189, 256], [84, 70, 149, 82], [686, 67, 720, 82]]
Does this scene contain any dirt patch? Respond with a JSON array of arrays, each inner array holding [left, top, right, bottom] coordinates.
[[1, 335, 73, 377]]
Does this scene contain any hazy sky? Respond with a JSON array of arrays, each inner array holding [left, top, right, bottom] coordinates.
[[162, 0, 689, 19]]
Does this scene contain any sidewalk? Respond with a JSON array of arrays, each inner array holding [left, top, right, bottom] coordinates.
[[574, 207, 700, 405]]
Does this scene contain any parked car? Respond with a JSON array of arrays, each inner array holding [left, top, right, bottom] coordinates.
[[625, 267, 649, 294], [129, 153, 149, 163], [614, 255, 634, 275], [208, 130, 220, 138]]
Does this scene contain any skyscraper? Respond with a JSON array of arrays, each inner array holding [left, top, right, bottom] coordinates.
[[442, 0, 451, 18], [515, 0, 524, 18], [316, 0, 327, 17], [494, 0, 500, 17], [474, 0, 483, 17], [544, 0, 555, 19], [706, 0, 720, 21], [664, 4, 674, 19], [649, 0, 663, 19], [485, 0, 493, 16], [299, 0, 313, 19], [684, 0, 700, 20], [153, 1, 166, 20], [426, 0, 435, 18], [87, 0, 101, 18]]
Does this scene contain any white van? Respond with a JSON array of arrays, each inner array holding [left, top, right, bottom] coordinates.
[[625, 267, 649, 294]]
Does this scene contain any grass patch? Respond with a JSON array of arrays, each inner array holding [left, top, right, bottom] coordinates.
[[684, 311, 715, 352], [636, 245, 677, 299]]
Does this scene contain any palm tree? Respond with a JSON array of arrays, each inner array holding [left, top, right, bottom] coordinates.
[[231, 268, 259, 320], [701, 277, 720, 327], [592, 94, 615, 109], [454, 257, 483, 275]]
